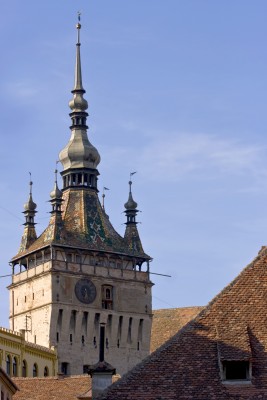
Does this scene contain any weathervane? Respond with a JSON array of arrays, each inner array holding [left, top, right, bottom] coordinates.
[[102, 187, 110, 210]]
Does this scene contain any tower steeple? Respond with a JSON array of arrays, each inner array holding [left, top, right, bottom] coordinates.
[[123, 176, 148, 259], [18, 178, 37, 253], [59, 16, 100, 190]]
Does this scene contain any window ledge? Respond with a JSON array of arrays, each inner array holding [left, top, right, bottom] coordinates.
[[223, 380, 252, 386]]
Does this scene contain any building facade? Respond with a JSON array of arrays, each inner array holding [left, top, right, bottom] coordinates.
[[0, 327, 57, 378], [8, 21, 153, 376]]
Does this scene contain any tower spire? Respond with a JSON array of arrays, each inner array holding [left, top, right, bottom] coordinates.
[[59, 15, 100, 190], [73, 12, 85, 94]]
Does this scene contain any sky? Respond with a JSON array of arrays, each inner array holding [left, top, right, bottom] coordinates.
[[1, 1, 267, 328]]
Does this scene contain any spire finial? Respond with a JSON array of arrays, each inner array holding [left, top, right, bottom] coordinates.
[[29, 172, 33, 195], [54, 161, 60, 184], [77, 11, 81, 44]]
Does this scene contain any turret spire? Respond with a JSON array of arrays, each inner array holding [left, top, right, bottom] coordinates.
[[50, 168, 63, 214], [23, 174, 37, 225], [124, 173, 138, 225], [18, 175, 37, 253]]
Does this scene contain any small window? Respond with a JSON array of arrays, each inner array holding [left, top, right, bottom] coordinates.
[[76, 254, 81, 264], [44, 366, 49, 377], [102, 285, 113, 309], [33, 363, 38, 377], [83, 365, 89, 374], [222, 361, 250, 381], [6, 354, 11, 375], [56, 332, 59, 342], [127, 317, 133, 344], [13, 356, 18, 376], [22, 360, 27, 377], [61, 362, 69, 375], [66, 253, 72, 262]]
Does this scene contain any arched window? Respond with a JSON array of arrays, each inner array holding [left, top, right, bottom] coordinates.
[[22, 360, 27, 377], [33, 363, 38, 377], [12, 357, 18, 377], [6, 354, 11, 375], [44, 366, 49, 377]]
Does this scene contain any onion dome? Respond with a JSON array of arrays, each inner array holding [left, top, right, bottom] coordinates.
[[50, 170, 62, 200], [24, 181, 37, 212], [124, 181, 137, 210]]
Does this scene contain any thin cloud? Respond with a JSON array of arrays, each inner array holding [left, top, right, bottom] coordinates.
[[100, 130, 267, 187], [5, 81, 38, 101], [139, 133, 265, 181]]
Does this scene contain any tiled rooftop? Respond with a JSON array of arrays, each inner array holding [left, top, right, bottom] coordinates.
[[150, 306, 203, 353], [13, 375, 91, 400], [97, 246, 267, 399]]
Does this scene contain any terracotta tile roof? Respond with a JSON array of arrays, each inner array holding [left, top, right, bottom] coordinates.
[[13, 189, 150, 261], [150, 306, 203, 353], [13, 375, 91, 400], [97, 246, 267, 399]]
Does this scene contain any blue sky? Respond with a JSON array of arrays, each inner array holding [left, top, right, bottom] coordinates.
[[1, 1, 267, 327]]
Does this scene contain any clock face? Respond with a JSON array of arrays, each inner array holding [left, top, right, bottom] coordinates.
[[75, 278, 97, 304]]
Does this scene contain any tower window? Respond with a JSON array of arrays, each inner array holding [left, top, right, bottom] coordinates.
[[83, 365, 89, 374], [82, 311, 88, 334], [44, 366, 49, 377], [222, 361, 250, 381], [70, 310, 77, 332], [102, 285, 113, 309], [56, 332, 59, 342], [70, 333, 73, 343], [127, 317, 133, 344]]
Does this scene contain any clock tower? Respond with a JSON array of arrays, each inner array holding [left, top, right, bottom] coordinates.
[[8, 20, 153, 376]]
